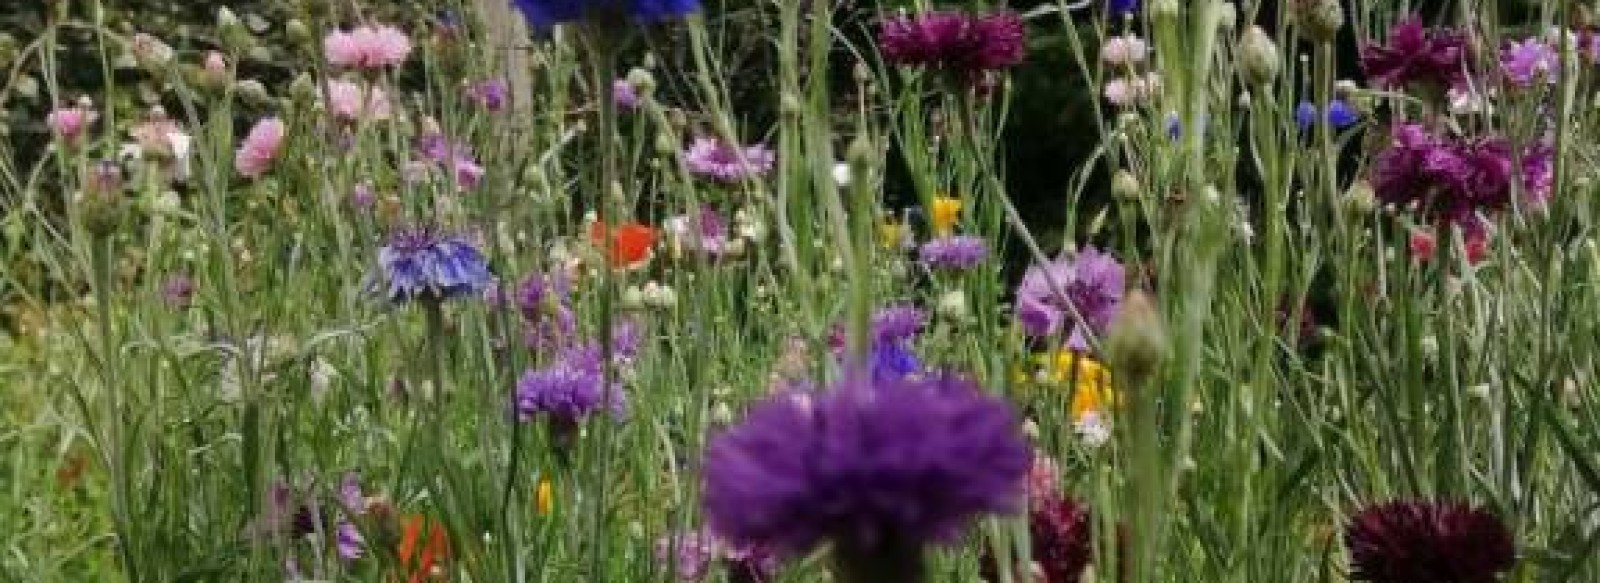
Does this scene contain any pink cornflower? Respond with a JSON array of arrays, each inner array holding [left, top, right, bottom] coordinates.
[[235, 117, 285, 178], [323, 24, 412, 69], [684, 137, 775, 183], [46, 104, 97, 146], [1500, 37, 1559, 87], [1103, 73, 1157, 107], [325, 79, 393, 122], [1100, 34, 1148, 67]]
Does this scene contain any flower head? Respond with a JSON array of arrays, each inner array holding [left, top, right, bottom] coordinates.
[[1500, 37, 1559, 87], [162, 274, 196, 309], [1296, 100, 1361, 132], [879, 10, 1026, 82], [919, 235, 990, 271], [929, 196, 962, 236], [511, 0, 699, 28], [982, 495, 1094, 583], [397, 515, 449, 583], [589, 221, 657, 268], [702, 373, 1030, 558], [513, 364, 627, 423], [376, 229, 492, 303], [1370, 124, 1547, 225], [1360, 16, 1469, 92], [1101, 34, 1148, 66], [47, 105, 97, 145], [613, 78, 641, 109], [685, 138, 775, 183], [656, 530, 779, 582], [1344, 500, 1515, 583], [235, 117, 285, 178], [325, 79, 394, 122], [324, 24, 412, 69], [467, 79, 509, 112], [1016, 247, 1127, 350], [664, 206, 735, 258]]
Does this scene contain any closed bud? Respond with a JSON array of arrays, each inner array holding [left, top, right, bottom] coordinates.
[[286, 19, 313, 50], [780, 92, 803, 117], [130, 33, 174, 72], [625, 67, 656, 99], [288, 73, 317, 105], [235, 79, 273, 107], [1105, 290, 1167, 388], [218, 8, 255, 54], [78, 161, 126, 237], [1343, 180, 1377, 217], [846, 135, 876, 180], [1294, 0, 1344, 43], [1112, 169, 1142, 200], [1217, 2, 1238, 31], [1238, 26, 1281, 86]]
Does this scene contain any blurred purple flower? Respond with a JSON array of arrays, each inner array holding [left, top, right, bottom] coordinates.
[[614, 78, 640, 109], [1500, 37, 1559, 86], [1370, 124, 1548, 225], [1106, 0, 1139, 18], [685, 138, 775, 183], [162, 274, 195, 308], [1016, 247, 1126, 350], [701, 373, 1030, 566], [872, 304, 926, 344], [918, 235, 989, 271], [655, 530, 780, 582], [511, 0, 698, 27], [665, 206, 735, 257], [468, 79, 509, 112], [513, 364, 626, 423]]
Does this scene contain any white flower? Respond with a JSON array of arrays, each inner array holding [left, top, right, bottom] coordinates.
[[832, 162, 852, 187], [1075, 412, 1112, 447]]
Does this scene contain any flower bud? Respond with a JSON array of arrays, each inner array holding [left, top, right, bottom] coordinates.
[[286, 19, 313, 51], [218, 8, 255, 54], [78, 161, 126, 237], [1294, 0, 1345, 43], [1112, 169, 1142, 201], [235, 79, 273, 107], [130, 33, 174, 73], [1343, 180, 1377, 217], [624, 67, 656, 100], [1105, 290, 1167, 388], [1237, 26, 1281, 86]]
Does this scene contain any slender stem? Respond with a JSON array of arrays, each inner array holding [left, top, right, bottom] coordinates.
[[92, 235, 139, 583]]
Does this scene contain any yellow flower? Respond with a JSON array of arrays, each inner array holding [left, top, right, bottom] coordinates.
[[1032, 351, 1117, 422], [536, 478, 553, 516], [929, 196, 962, 236], [878, 220, 908, 249]]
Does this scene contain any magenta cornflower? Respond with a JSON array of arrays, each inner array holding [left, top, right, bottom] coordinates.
[[1370, 124, 1551, 225], [323, 24, 412, 69], [685, 138, 775, 183], [919, 235, 990, 271], [235, 117, 285, 178], [878, 10, 1026, 82], [655, 530, 778, 582], [1016, 247, 1126, 350], [1344, 500, 1515, 583], [702, 372, 1030, 581], [467, 78, 509, 112], [1360, 16, 1469, 93]]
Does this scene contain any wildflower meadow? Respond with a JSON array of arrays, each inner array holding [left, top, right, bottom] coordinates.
[[5, 0, 1600, 581]]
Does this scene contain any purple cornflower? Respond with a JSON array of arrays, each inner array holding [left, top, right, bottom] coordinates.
[[513, 364, 626, 424], [1500, 37, 1559, 86], [1360, 16, 1469, 93], [511, 0, 698, 28], [1016, 247, 1126, 350], [701, 373, 1030, 579], [375, 229, 492, 303], [1369, 124, 1549, 225], [333, 473, 368, 560], [919, 235, 990, 271], [162, 274, 195, 308], [878, 10, 1026, 82], [1296, 100, 1361, 132], [1344, 500, 1515, 583], [665, 206, 734, 257], [417, 133, 483, 190], [685, 138, 775, 183], [614, 78, 640, 109], [514, 271, 579, 350], [467, 78, 509, 112], [872, 304, 926, 344], [352, 181, 377, 209]]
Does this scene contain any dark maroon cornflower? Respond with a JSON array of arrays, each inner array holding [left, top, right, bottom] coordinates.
[[1344, 500, 1515, 583], [702, 372, 1030, 582], [1370, 124, 1549, 226], [879, 10, 1026, 83], [1360, 16, 1469, 94], [981, 495, 1094, 583]]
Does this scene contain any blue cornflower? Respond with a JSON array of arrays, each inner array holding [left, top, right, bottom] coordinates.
[[376, 229, 492, 303], [1297, 99, 1361, 132], [1107, 0, 1139, 18], [511, 0, 698, 28]]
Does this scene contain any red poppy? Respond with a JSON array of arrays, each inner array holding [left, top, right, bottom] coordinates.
[[396, 515, 449, 583], [588, 221, 656, 268]]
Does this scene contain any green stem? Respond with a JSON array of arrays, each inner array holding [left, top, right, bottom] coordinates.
[[92, 235, 139, 583]]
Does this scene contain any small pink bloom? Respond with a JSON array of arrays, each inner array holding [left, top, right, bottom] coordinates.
[[613, 79, 639, 110], [46, 106, 97, 145], [1103, 75, 1155, 107], [1101, 34, 1148, 67], [324, 24, 412, 69], [1409, 230, 1437, 262], [202, 51, 230, 85], [325, 79, 393, 122], [235, 117, 285, 178]]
